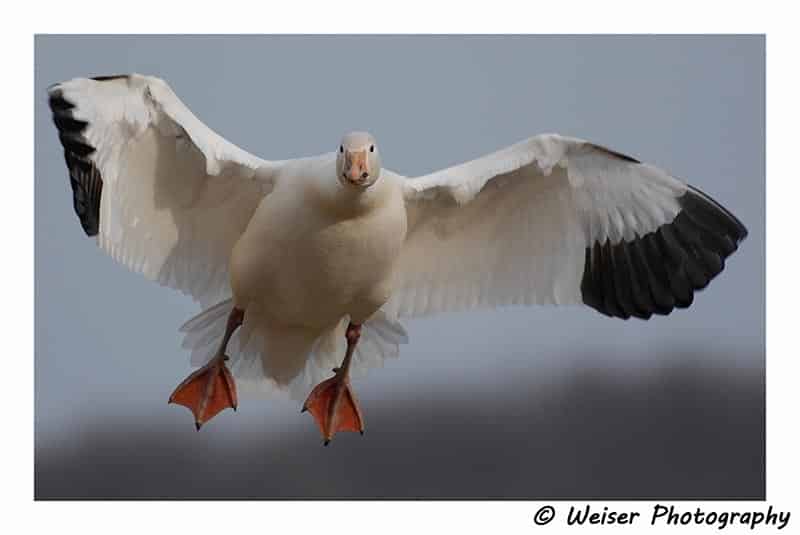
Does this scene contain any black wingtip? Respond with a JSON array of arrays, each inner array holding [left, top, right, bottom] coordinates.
[[47, 85, 103, 237], [581, 185, 747, 320], [684, 185, 749, 243]]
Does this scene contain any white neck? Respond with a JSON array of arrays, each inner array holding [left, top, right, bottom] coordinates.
[[308, 161, 395, 219]]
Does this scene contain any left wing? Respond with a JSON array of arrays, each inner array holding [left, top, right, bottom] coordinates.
[[390, 134, 747, 320], [48, 74, 282, 306]]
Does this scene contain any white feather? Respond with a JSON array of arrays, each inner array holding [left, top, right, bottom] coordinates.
[[393, 134, 687, 318], [50, 74, 281, 307]]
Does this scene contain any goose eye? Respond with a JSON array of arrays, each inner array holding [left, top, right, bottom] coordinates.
[[339, 145, 344, 153], [370, 145, 374, 153]]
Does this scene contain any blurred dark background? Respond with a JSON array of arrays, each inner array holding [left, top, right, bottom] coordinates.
[[34, 35, 764, 499], [36, 350, 763, 499]]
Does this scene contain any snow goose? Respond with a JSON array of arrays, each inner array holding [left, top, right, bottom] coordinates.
[[48, 74, 747, 444]]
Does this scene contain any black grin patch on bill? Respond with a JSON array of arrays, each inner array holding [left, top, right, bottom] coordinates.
[[580, 186, 748, 320]]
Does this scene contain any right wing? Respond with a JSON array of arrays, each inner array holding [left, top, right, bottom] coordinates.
[[393, 134, 747, 320], [48, 74, 282, 306]]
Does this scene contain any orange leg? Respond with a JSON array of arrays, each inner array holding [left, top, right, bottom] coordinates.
[[302, 322, 365, 445], [169, 307, 243, 430]]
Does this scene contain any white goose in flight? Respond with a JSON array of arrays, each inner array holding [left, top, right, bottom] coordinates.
[[48, 74, 747, 444]]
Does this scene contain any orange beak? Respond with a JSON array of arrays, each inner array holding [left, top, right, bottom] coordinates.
[[344, 150, 368, 184]]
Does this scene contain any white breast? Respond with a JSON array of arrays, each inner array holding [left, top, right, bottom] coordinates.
[[229, 163, 407, 328]]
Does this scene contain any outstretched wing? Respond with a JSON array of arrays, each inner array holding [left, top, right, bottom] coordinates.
[[392, 134, 747, 320], [48, 74, 282, 306]]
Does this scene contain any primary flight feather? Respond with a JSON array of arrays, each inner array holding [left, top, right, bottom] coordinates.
[[48, 74, 747, 443]]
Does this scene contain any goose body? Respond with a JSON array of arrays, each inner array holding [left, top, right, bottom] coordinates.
[[231, 156, 407, 328], [228, 157, 407, 385]]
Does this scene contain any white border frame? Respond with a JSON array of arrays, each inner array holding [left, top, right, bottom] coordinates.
[[7, 1, 796, 534]]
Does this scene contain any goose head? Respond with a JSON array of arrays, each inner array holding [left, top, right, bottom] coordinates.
[[336, 131, 381, 189]]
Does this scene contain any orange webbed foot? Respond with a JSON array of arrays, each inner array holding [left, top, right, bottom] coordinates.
[[169, 355, 238, 430], [302, 369, 364, 445]]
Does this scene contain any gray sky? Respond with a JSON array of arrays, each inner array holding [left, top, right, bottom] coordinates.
[[34, 35, 764, 498]]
